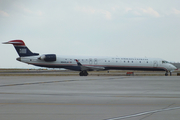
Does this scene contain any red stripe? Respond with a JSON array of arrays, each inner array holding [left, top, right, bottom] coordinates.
[[8, 40, 25, 46]]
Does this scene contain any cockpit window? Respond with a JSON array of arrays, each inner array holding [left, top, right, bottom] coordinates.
[[162, 61, 169, 63]]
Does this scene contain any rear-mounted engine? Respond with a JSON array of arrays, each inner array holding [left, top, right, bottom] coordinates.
[[38, 54, 56, 62]]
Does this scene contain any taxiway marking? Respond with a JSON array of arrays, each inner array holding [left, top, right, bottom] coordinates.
[[105, 106, 180, 120]]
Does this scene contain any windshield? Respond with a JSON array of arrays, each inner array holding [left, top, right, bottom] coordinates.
[[162, 61, 169, 63]]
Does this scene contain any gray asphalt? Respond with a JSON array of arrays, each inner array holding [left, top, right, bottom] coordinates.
[[0, 76, 180, 120]]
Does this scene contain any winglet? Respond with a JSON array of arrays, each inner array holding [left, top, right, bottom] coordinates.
[[75, 59, 82, 66]]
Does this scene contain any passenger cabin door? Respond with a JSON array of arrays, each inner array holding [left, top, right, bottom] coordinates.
[[153, 60, 158, 67]]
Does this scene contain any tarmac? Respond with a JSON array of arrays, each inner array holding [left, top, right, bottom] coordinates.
[[0, 76, 180, 120], [0, 69, 180, 76]]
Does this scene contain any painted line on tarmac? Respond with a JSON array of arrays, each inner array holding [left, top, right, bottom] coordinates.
[[115, 95, 180, 98], [0, 92, 179, 99], [105, 106, 180, 120], [0, 78, 96, 87], [0, 102, 178, 106], [0, 80, 80, 87]]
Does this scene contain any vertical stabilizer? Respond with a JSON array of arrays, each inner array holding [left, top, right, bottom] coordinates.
[[3, 40, 39, 57]]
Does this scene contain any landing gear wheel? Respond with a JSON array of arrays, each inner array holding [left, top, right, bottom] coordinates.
[[165, 72, 168, 76], [83, 71, 88, 76], [170, 72, 172, 76], [79, 72, 83, 76], [79, 71, 88, 76]]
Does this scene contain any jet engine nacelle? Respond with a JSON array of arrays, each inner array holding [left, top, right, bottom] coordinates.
[[38, 54, 56, 62]]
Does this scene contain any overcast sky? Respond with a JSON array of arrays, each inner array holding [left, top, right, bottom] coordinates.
[[1, 0, 180, 68]]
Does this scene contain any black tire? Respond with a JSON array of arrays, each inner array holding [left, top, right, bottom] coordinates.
[[79, 72, 83, 76], [79, 71, 88, 76]]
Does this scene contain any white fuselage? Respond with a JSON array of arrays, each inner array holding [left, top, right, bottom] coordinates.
[[17, 55, 176, 72]]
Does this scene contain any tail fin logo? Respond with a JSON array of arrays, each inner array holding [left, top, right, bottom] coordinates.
[[19, 48, 27, 54]]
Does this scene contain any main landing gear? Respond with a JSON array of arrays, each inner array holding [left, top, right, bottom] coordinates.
[[79, 71, 88, 76], [165, 71, 172, 76]]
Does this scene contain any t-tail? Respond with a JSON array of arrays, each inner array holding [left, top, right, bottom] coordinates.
[[3, 40, 39, 57]]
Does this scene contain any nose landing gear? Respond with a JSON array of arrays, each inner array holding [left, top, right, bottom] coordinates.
[[79, 71, 88, 76], [165, 72, 168, 76], [165, 71, 172, 76]]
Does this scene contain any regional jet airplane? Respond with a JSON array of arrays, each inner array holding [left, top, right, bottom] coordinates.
[[3, 40, 177, 76]]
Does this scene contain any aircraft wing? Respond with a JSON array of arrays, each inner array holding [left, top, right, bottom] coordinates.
[[75, 59, 105, 71]]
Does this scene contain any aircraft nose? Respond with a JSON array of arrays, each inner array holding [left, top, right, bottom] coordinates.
[[170, 64, 177, 70], [173, 65, 177, 70]]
